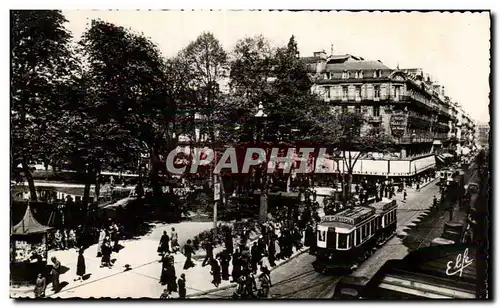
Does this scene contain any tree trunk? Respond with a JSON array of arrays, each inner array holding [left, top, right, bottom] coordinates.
[[94, 172, 101, 202], [21, 160, 37, 201], [347, 172, 353, 202]]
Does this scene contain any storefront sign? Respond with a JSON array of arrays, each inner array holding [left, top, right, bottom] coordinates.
[[390, 113, 407, 137]]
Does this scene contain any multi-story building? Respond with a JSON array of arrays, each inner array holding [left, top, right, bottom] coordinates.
[[476, 122, 490, 148], [304, 50, 468, 177]]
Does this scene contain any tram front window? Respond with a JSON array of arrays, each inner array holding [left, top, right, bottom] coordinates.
[[337, 233, 349, 250]]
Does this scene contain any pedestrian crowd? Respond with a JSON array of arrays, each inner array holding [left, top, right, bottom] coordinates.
[[34, 218, 123, 298], [159, 202, 319, 299]]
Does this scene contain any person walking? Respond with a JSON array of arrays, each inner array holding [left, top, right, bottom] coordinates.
[[158, 231, 170, 257], [183, 240, 195, 270], [50, 257, 61, 293], [34, 273, 46, 298], [202, 238, 214, 267], [177, 274, 186, 298], [166, 257, 177, 293], [75, 249, 86, 281], [403, 189, 407, 201]]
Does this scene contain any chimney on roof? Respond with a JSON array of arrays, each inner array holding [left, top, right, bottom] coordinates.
[[441, 86, 445, 96], [313, 50, 327, 59]]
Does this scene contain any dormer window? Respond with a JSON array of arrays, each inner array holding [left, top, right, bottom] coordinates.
[[355, 70, 363, 79], [373, 70, 382, 78], [342, 71, 349, 79]]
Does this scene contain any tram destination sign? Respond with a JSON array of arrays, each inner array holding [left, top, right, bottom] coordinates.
[[322, 215, 355, 224]]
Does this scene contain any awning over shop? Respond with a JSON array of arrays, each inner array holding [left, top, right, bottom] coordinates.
[[433, 140, 442, 145]]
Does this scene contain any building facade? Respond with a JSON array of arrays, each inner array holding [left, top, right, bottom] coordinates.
[[476, 122, 490, 148], [304, 51, 475, 160]]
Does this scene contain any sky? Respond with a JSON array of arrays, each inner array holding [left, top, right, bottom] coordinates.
[[62, 10, 491, 123]]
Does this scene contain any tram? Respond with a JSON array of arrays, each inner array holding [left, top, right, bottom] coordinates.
[[312, 198, 397, 273]]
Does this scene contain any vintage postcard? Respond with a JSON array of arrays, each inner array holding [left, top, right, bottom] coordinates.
[[10, 9, 491, 300]]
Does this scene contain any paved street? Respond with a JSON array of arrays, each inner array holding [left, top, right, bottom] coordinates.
[[10, 222, 214, 298], [194, 177, 441, 299]]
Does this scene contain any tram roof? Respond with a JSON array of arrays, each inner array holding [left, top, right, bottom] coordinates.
[[320, 206, 375, 225], [370, 199, 397, 212]]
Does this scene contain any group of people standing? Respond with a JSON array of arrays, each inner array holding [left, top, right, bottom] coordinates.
[[50, 229, 77, 250], [157, 227, 187, 299], [96, 220, 121, 268]]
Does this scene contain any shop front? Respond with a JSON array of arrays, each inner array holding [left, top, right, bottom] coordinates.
[[10, 204, 51, 284]]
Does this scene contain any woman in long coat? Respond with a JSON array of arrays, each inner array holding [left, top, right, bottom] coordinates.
[[166, 262, 177, 293], [160, 254, 169, 285], [183, 240, 195, 270], [76, 249, 86, 281]]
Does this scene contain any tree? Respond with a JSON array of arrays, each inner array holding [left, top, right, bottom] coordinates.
[[80, 20, 174, 197], [178, 32, 228, 147], [327, 112, 396, 200], [224, 35, 335, 221], [11, 10, 77, 200], [57, 73, 140, 207]]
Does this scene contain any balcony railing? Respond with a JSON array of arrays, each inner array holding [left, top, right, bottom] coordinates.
[[366, 115, 382, 123], [394, 132, 451, 144]]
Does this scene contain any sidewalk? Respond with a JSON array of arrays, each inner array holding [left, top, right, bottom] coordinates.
[[10, 219, 308, 299], [10, 221, 213, 299]]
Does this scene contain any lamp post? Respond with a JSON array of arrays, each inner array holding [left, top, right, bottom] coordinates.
[[255, 102, 268, 223]]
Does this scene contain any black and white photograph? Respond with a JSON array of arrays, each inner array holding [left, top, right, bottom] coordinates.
[[9, 9, 491, 300]]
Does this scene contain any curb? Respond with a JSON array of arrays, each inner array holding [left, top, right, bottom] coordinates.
[[185, 247, 310, 298]]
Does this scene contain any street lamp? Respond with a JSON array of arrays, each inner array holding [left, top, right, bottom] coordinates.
[[254, 102, 268, 223]]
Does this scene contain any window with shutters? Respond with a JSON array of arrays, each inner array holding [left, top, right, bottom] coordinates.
[[374, 86, 381, 98], [373, 105, 380, 117]]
